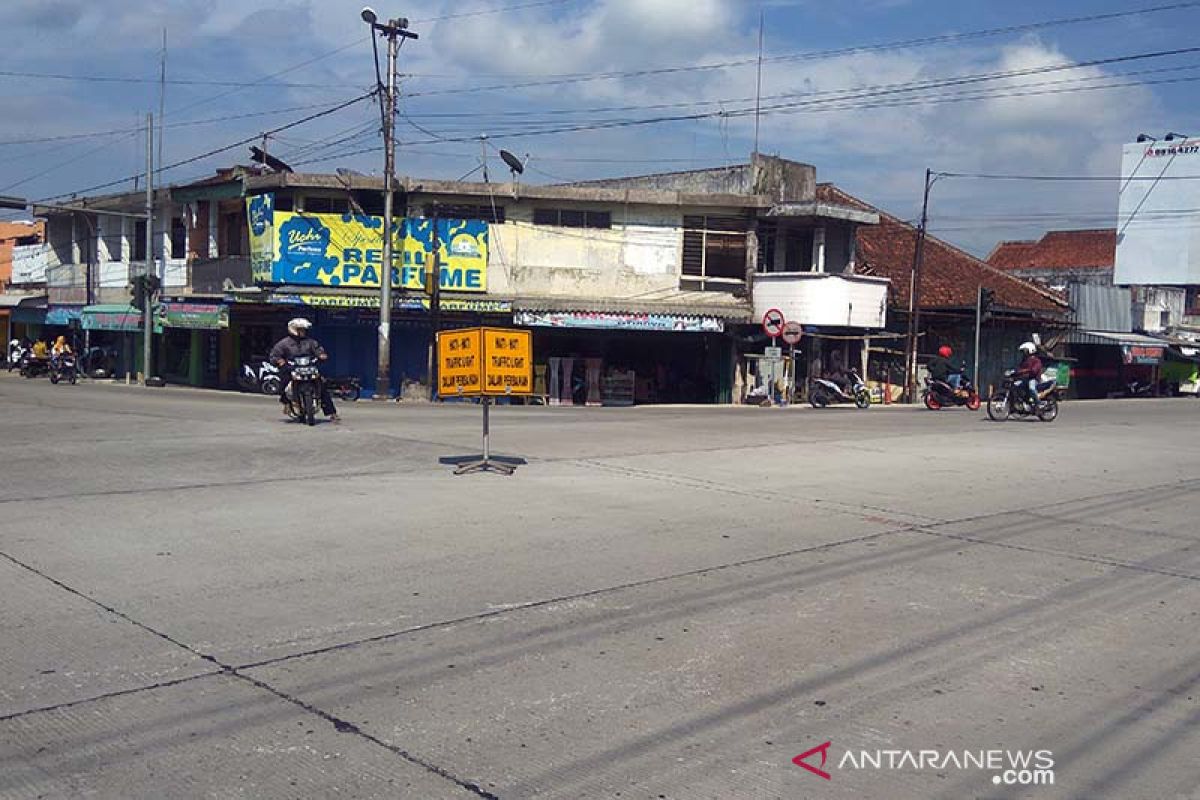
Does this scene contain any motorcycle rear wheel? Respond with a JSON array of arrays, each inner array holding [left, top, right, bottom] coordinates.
[[854, 389, 871, 409], [809, 389, 827, 409], [966, 391, 981, 411], [986, 392, 1011, 421], [1036, 397, 1059, 422]]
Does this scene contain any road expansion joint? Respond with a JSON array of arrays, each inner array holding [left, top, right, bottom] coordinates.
[[0, 548, 502, 799]]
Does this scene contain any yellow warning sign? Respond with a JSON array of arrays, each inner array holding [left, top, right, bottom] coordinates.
[[437, 328, 482, 397], [482, 327, 533, 396], [437, 327, 533, 397]]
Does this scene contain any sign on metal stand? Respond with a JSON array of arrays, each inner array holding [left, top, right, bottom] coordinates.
[[781, 322, 802, 405], [437, 327, 532, 475]]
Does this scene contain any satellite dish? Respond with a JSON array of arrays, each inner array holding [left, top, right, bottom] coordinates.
[[499, 149, 525, 175]]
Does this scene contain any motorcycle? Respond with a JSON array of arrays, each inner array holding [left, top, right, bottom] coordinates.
[[282, 355, 322, 426], [18, 354, 49, 379], [809, 369, 871, 409], [922, 374, 981, 411], [238, 359, 282, 395], [325, 375, 361, 402], [7, 343, 28, 372], [49, 352, 78, 385], [987, 372, 1061, 422]]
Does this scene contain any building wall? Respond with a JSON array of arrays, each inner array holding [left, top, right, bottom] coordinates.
[[1115, 137, 1200, 285], [485, 202, 685, 299], [1132, 285, 1186, 333]]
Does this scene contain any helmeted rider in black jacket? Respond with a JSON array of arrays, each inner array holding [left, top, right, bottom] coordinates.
[[269, 318, 338, 420]]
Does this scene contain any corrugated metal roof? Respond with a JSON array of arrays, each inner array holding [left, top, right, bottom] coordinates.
[[1069, 284, 1131, 332], [1065, 329, 1167, 347]]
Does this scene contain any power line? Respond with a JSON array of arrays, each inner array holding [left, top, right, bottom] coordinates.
[[37, 92, 377, 202], [0, 70, 364, 90], [412, 0, 576, 23], [402, 1, 1200, 97]]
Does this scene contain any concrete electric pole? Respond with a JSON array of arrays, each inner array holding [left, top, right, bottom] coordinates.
[[362, 8, 418, 399]]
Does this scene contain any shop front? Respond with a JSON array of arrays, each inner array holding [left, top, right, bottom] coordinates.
[[155, 302, 231, 388], [1066, 329, 1169, 398], [512, 308, 738, 405], [80, 304, 143, 378]]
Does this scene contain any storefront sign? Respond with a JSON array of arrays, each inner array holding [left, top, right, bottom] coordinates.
[[81, 305, 141, 331], [267, 293, 511, 314], [513, 310, 724, 333], [247, 193, 488, 292], [436, 327, 532, 397], [46, 306, 83, 326], [1122, 345, 1164, 365], [156, 302, 229, 330]]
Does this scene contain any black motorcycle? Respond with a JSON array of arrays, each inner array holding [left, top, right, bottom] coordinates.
[[49, 353, 77, 385], [283, 355, 322, 426], [922, 375, 981, 411], [19, 354, 49, 379], [987, 372, 1061, 422], [326, 375, 361, 402]]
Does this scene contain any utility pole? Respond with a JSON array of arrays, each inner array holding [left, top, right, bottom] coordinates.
[[362, 9, 418, 400], [428, 204, 441, 401], [753, 10, 764, 155], [973, 284, 983, 390], [904, 168, 933, 402], [143, 113, 154, 385]]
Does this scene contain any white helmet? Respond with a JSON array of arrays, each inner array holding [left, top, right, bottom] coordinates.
[[288, 317, 313, 336], [1018, 341, 1037, 355]]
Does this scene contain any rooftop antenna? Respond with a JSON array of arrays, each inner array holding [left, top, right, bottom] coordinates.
[[500, 149, 525, 198], [479, 134, 490, 184]]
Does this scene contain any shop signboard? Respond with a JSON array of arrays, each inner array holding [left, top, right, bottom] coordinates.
[[512, 310, 724, 333], [1121, 345, 1164, 365], [436, 327, 532, 398], [266, 293, 512, 314], [81, 305, 140, 331], [155, 302, 229, 330], [247, 193, 488, 292]]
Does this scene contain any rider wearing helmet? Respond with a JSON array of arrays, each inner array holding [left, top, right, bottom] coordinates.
[[927, 344, 966, 393], [1013, 341, 1044, 409], [269, 318, 338, 421]]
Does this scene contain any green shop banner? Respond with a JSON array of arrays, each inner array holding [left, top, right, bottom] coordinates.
[[155, 302, 229, 331], [81, 305, 142, 332]]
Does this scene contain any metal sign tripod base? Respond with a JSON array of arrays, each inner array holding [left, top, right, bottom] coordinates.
[[453, 398, 517, 476]]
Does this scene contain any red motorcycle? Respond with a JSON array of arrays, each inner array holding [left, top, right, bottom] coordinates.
[[922, 375, 981, 411]]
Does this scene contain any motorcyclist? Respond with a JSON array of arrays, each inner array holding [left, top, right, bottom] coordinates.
[[1013, 341, 1044, 409], [928, 345, 966, 394], [269, 318, 338, 421]]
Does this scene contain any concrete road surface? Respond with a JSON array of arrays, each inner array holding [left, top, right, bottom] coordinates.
[[1, 375, 1198, 799]]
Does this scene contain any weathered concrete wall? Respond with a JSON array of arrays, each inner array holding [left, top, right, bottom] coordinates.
[[562, 155, 816, 203], [485, 203, 685, 299]]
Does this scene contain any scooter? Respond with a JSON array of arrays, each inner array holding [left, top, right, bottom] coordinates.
[[282, 355, 323, 426], [18, 354, 49, 379], [809, 369, 871, 409], [325, 375, 361, 402], [238, 359, 282, 395], [922, 375, 981, 411], [7, 343, 28, 372]]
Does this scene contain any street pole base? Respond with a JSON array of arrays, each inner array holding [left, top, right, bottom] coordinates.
[[453, 459, 516, 476]]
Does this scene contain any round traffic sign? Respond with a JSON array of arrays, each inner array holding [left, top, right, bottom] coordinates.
[[781, 321, 803, 345], [762, 308, 786, 338]]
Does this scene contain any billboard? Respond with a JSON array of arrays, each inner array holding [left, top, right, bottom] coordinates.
[[1114, 138, 1200, 285], [247, 194, 488, 292]]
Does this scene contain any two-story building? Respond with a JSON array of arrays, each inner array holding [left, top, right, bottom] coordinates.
[[171, 154, 884, 403]]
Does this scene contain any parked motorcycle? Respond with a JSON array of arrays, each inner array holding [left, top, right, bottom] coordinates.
[[49, 353, 78, 385], [987, 372, 1061, 422], [325, 375, 361, 402], [809, 369, 871, 409], [922, 375, 981, 411], [7, 342, 28, 372], [18, 354, 49, 379], [282, 355, 322, 426], [238, 359, 282, 395]]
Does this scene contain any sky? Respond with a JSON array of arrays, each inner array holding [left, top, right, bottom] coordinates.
[[1, 0, 1199, 255]]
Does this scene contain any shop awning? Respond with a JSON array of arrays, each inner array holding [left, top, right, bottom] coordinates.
[[45, 306, 83, 326], [0, 293, 45, 308], [81, 304, 142, 331], [1066, 329, 1169, 365]]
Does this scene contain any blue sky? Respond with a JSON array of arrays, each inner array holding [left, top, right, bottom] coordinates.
[[1, 0, 1198, 254]]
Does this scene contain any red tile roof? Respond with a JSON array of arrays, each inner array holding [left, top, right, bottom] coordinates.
[[816, 184, 1068, 313], [987, 229, 1116, 271]]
